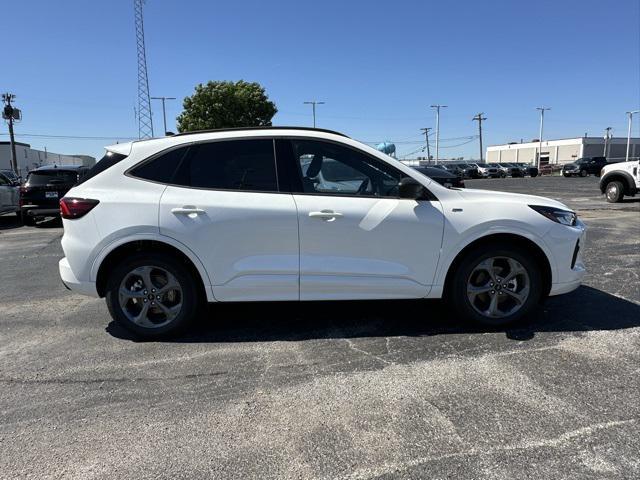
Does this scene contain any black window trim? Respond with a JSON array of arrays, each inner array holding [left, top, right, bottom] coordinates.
[[125, 135, 437, 201], [126, 137, 284, 195], [277, 136, 438, 201]]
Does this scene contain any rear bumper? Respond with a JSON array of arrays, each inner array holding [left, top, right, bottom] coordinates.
[[59, 257, 99, 297], [21, 206, 60, 217]]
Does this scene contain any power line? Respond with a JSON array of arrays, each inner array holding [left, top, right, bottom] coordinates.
[[0, 133, 137, 140]]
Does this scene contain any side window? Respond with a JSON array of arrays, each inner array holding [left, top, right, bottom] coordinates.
[[0, 174, 9, 186], [291, 139, 407, 197], [175, 139, 278, 192], [130, 146, 190, 184]]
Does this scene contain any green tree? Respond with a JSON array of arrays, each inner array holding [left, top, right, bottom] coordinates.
[[176, 80, 277, 132]]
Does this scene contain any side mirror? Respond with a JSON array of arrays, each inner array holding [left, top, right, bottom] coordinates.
[[399, 177, 427, 199]]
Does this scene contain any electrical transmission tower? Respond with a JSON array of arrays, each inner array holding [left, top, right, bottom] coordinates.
[[134, 0, 154, 138]]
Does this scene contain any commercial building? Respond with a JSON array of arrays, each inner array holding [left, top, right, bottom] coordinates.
[[0, 142, 95, 177], [487, 137, 640, 166]]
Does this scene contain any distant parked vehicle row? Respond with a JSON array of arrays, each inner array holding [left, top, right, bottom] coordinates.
[[412, 166, 465, 188], [428, 162, 538, 179]]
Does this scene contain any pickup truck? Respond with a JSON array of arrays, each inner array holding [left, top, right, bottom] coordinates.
[[599, 160, 639, 202]]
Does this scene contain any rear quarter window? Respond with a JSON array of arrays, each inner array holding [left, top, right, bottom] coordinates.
[[76, 152, 129, 185]]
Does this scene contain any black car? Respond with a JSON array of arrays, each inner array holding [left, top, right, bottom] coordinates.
[[562, 157, 608, 177], [413, 166, 465, 188], [20, 165, 88, 225]]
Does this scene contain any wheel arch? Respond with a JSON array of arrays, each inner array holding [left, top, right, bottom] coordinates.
[[442, 233, 553, 298], [600, 171, 635, 195], [94, 237, 212, 300]]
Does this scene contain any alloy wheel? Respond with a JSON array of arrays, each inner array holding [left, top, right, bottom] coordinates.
[[466, 256, 530, 318], [118, 265, 183, 328]]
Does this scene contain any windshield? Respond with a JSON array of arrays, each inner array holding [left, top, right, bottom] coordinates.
[[26, 170, 79, 186]]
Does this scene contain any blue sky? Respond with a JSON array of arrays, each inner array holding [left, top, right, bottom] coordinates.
[[3, 0, 639, 160]]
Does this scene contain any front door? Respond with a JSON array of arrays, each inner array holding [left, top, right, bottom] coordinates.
[[159, 138, 299, 301], [287, 138, 445, 300]]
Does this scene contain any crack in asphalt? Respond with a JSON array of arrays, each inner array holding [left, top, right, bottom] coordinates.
[[336, 419, 637, 480]]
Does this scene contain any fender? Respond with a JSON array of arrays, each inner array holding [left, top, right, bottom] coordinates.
[[427, 222, 556, 299], [89, 232, 216, 302], [600, 170, 636, 194]]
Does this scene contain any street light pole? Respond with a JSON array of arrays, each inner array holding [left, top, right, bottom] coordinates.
[[625, 110, 639, 162], [430, 104, 447, 164], [303, 101, 325, 128], [603, 127, 612, 158], [536, 106, 551, 171], [151, 96, 176, 135]]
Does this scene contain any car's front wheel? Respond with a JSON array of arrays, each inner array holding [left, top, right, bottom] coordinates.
[[579, 169, 588, 177], [105, 253, 201, 338], [447, 244, 543, 327], [604, 180, 624, 203]]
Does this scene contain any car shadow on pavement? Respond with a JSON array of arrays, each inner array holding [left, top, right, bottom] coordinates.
[[106, 285, 640, 343], [0, 215, 22, 230]]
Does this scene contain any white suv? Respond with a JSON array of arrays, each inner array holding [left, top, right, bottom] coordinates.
[[59, 127, 586, 338]]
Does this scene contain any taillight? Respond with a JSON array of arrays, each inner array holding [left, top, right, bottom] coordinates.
[[59, 197, 99, 219]]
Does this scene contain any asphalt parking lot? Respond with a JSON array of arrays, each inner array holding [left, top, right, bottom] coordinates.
[[1, 176, 639, 479]]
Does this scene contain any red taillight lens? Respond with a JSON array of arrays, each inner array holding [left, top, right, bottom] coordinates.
[[59, 197, 99, 219]]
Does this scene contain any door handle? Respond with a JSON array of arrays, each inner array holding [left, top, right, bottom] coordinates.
[[309, 210, 343, 221], [171, 206, 205, 215]]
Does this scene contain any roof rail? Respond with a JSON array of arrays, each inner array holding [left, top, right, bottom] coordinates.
[[171, 126, 349, 138]]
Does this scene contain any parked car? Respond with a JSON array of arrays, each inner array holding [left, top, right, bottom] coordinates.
[[562, 157, 608, 177], [1, 169, 21, 185], [474, 163, 502, 178], [599, 160, 639, 202], [20, 165, 88, 225], [412, 166, 465, 188], [0, 172, 20, 219], [58, 127, 586, 338], [452, 163, 480, 179]]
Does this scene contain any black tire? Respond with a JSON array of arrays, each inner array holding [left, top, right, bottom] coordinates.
[[579, 169, 588, 177], [563, 172, 571, 177], [21, 212, 35, 226], [446, 243, 543, 327], [604, 180, 624, 203], [105, 253, 202, 339]]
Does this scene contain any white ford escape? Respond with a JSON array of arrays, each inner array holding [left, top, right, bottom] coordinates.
[[59, 127, 586, 338]]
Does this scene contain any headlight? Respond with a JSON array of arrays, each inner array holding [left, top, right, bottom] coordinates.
[[529, 205, 577, 226]]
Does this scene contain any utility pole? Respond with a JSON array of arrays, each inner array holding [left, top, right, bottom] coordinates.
[[472, 113, 487, 162], [303, 101, 325, 128], [430, 104, 447, 164], [420, 127, 432, 162], [603, 127, 612, 158], [536, 106, 551, 170], [626, 110, 639, 161], [1, 93, 19, 175], [151, 96, 176, 135]]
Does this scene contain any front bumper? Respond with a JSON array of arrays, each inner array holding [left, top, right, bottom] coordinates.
[[59, 257, 99, 297], [547, 219, 587, 296]]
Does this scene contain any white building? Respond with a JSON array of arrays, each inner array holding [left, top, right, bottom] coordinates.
[[487, 137, 640, 166], [0, 142, 96, 178]]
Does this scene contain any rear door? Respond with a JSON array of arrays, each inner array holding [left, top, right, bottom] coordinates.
[[284, 138, 444, 300], [157, 138, 300, 301]]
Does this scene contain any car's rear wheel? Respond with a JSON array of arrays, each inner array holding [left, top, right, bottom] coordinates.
[[605, 180, 624, 203], [105, 253, 201, 338], [447, 244, 543, 327]]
